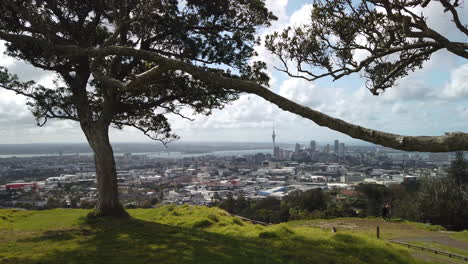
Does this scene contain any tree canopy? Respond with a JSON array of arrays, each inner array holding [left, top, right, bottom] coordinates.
[[266, 0, 467, 95], [0, 0, 274, 143]]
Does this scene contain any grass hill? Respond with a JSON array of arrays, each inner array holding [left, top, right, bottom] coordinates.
[[0, 205, 462, 264]]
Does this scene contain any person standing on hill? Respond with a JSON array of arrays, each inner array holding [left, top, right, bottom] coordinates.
[[382, 203, 391, 220]]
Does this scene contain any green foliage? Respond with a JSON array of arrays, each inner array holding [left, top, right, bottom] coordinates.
[[355, 183, 390, 216], [232, 218, 244, 226], [207, 213, 219, 223], [0, 0, 276, 144], [258, 226, 294, 239], [452, 230, 468, 242], [283, 189, 328, 212], [218, 190, 339, 223], [218, 177, 465, 232], [45, 197, 64, 209], [424, 225, 446, 232], [417, 176, 468, 231], [413, 153, 468, 231], [448, 152, 468, 186], [218, 194, 290, 224], [192, 219, 213, 229], [264, 0, 454, 95], [0, 207, 422, 264]]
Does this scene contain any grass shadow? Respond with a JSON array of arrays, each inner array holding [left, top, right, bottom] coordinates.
[[2, 215, 418, 264]]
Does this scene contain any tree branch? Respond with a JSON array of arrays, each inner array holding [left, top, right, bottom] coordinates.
[[6, 41, 468, 152], [68, 45, 468, 152], [439, 0, 468, 36]]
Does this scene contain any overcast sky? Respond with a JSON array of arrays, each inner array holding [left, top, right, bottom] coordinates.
[[0, 0, 467, 145]]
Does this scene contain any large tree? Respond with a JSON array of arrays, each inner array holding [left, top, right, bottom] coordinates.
[[0, 0, 275, 216], [0, 0, 467, 215]]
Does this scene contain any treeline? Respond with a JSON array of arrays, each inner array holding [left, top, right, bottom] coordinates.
[[218, 153, 468, 231]]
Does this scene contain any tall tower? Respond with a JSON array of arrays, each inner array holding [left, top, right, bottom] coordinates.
[[272, 124, 279, 160]]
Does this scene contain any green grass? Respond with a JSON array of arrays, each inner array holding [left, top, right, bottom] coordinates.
[[0, 207, 428, 264], [452, 230, 468, 242], [409, 222, 446, 232]]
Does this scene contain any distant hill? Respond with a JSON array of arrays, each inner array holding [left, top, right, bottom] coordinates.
[[0, 142, 280, 156], [0, 206, 426, 264]]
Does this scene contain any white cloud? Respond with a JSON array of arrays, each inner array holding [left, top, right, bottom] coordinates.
[[254, 2, 314, 88], [265, 0, 289, 25], [288, 4, 313, 27], [439, 64, 468, 99], [381, 78, 432, 102], [278, 78, 325, 107], [408, 1, 468, 42], [391, 103, 408, 114], [0, 41, 15, 67]]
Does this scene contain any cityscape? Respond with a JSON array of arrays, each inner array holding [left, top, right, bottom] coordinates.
[[0, 128, 453, 210]]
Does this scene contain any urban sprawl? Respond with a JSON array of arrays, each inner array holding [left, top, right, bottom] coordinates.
[[0, 133, 453, 209]]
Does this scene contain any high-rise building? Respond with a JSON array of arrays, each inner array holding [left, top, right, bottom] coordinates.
[[325, 144, 330, 153], [339, 142, 345, 156], [295, 143, 301, 154], [334, 140, 339, 153], [310, 140, 316, 152]]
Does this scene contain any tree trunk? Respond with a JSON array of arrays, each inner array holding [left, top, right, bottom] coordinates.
[[83, 124, 128, 217]]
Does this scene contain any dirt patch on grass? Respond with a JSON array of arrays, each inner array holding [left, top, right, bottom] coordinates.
[[298, 218, 424, 233]]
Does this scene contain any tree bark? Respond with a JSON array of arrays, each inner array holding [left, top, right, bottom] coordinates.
[[82, 123, 128, 217]]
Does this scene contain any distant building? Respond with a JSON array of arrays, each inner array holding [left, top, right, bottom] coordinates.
[[295, 143, 301, 154], [339, 142, 345, 156], [429, 153, 449, 163], [340, 172, 364, 183], [5, 182, 38, 190], [309, 140, 316, 153], [334, 140, 339, 153]]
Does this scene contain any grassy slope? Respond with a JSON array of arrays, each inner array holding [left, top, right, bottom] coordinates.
[[452, 231, 468, 242], [284, 218, 456, 240], [0, 206, 433, 264]]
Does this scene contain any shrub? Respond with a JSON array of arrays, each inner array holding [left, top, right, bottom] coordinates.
[[232, 218, 244, 226], [192, 219, 213, 229], [258, 231, 278, 239], [424, 224, 446, 232], [207, 214, 219, 223]]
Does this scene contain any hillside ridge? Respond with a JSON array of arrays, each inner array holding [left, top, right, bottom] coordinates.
[[1, 206, 464, 264]]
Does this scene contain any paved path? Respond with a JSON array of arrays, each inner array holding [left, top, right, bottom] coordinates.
[[390, 236, 468, 264], [409, 252, 463, 264]]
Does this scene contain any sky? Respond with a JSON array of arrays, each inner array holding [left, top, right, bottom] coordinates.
[[0, 0, 467, 146]]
